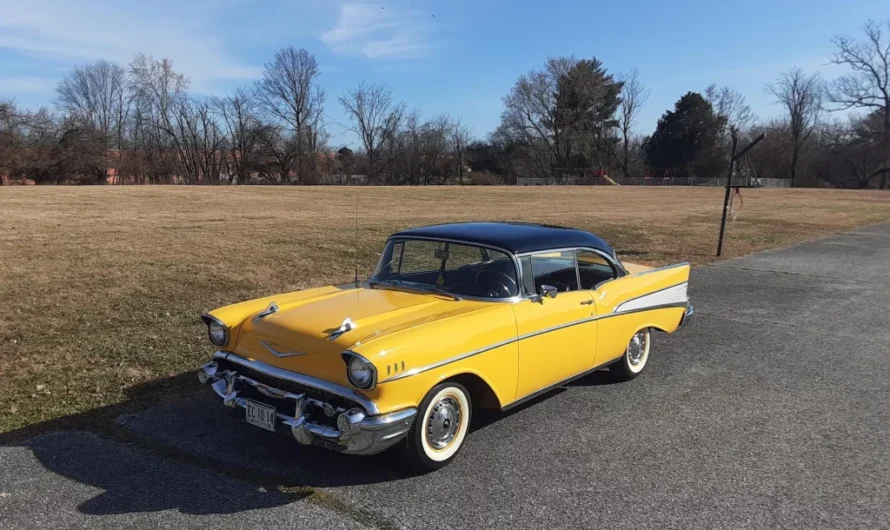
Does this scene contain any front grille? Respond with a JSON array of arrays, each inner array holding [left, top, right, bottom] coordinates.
[[216, 358, 356, 410]]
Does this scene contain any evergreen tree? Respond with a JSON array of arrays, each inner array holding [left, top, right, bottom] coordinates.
[[644, 92, 726, 177]]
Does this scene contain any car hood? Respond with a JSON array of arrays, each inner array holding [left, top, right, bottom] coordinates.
[[232, 286, 477, 384]]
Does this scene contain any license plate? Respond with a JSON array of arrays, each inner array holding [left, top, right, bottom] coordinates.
[[245, 399, 276, 432]]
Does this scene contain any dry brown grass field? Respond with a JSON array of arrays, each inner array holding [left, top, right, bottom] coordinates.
[[1, 185, 888, 433]]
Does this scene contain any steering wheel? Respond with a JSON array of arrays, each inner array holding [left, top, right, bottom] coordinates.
[[475, 270, 518, 298]]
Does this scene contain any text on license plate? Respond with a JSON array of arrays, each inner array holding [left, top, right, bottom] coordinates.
[[245, 399, 276, 432]]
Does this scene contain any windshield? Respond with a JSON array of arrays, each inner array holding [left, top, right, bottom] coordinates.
[[370, 239, 519, 299]]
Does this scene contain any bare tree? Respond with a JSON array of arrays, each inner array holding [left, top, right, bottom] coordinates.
[[499, 57, 622, 179], [255, 47, 325, 183], [213, 89, 260, 184], [814, 117, 883, 188], [705, 84, 754, 154], [449, 117, 472, 184], [617, 69, 649, 179], [0, 100, 28, 180], [829, 19, 890, 188], [339, 82, 405, 182], [129, 55, 194, 182], [766, 68, 823, 186], [55, 60, 130, 183], [174, 98, 224, 183], [500, 57, 576, 177]]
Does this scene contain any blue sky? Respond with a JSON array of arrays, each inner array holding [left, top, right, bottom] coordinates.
[[1, 0, 888, 147]]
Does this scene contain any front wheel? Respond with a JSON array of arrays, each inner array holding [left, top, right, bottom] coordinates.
[[609, 328, 651, 382], [401, 382, 472, 472]]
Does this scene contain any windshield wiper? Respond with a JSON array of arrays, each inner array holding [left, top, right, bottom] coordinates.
[[367, 279, 462, 301]]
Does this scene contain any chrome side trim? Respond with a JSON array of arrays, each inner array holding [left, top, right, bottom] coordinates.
[[630, 261, 690, 277], [612, 302, 689, 317], [378, 336, 519, 383], [213, 351, 380, 415], [613, 282, 688, 313], [376, 302, 689, 385], [515, 314, 600, 341]]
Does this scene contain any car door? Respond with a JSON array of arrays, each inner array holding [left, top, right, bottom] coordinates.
[[575, 249, 621, 366], [512, 250, 597, 400]]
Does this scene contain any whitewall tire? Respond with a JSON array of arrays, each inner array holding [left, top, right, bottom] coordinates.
[[610, 328, 651, 381], [402, 382, 472, 471]]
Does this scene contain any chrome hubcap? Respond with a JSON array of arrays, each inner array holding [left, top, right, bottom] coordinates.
[[627, 331, 647, 365], [427, 397, 461, 449]]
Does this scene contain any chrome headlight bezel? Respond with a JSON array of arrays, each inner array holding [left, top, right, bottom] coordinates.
[[201, 314, 229, 347], [341, 351, 377, 390]]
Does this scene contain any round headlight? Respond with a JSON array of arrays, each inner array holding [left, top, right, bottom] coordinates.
[[346, 355, 375, 389], [206, 320, 228, 346]]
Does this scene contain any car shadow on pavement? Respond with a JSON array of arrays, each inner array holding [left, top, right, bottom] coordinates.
[[565, 368, 624, 387], [0, 373, 312, 517], [0, 366, 618, 517], [11, 430, 298, 516]]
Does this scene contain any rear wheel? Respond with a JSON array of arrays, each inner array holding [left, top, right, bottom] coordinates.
[[401, 382, 472, 472], [609, 328, 651, 382]]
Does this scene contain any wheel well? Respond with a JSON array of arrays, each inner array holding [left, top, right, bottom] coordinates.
[[445, 373, 501, 409]]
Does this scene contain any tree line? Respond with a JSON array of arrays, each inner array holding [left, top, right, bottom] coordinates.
[[1, 19, 889, 188]]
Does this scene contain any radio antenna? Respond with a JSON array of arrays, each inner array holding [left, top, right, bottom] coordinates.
[[353, 191, 359, 286]]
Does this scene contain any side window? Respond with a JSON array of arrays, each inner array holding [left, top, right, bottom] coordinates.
[[577, 250, 617, 289], [529, 250, 579, 292], [519, 256, 536, 295]]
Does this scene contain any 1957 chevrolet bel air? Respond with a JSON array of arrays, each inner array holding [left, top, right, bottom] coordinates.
[[197, 222, 693, 471]]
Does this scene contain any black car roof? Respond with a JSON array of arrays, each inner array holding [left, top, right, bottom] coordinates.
[[389, 222, 615, 256]]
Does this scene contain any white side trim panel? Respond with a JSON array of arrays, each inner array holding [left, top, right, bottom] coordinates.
[[614, 283, 688, 313]]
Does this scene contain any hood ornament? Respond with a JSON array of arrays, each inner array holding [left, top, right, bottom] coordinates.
[[254, 301, 279, 321], [260, 340, 306, 358], [328, 317, 356, 341]]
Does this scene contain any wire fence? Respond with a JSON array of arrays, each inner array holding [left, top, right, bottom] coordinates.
[[515, 176, 791, 188]]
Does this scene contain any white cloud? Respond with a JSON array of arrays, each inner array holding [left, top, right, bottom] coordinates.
[[321, 2, 432, 59], [0, 0, 260, 94]]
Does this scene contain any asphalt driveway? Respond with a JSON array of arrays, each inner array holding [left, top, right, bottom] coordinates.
[[2, 222, 889, 529]]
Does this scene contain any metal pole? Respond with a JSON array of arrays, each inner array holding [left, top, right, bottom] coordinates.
[[716, 135, 739, 257]]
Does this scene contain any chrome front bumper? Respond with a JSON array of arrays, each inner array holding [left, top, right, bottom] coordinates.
[[199, 352, 416, 455]]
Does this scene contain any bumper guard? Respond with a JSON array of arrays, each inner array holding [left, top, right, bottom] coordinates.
[[199, 353, 416, 455]]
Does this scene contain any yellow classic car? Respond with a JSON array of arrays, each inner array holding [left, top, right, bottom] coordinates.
[[197, 222, 693, 470]]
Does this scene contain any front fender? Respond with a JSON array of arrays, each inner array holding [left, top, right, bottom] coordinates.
[[353, 302, 519, 414]]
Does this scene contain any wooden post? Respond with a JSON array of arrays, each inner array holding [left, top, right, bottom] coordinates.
[[716, 135, 738, 257], [716, 132, 765, 257]]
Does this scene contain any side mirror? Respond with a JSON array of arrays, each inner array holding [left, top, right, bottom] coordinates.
[[539, 284, 558, 299]]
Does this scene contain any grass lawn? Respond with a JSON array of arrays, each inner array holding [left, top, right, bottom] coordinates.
[[1, 185, 888, 433]]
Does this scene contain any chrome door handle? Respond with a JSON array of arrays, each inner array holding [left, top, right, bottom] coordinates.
[[580, 300, 593, 305]]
